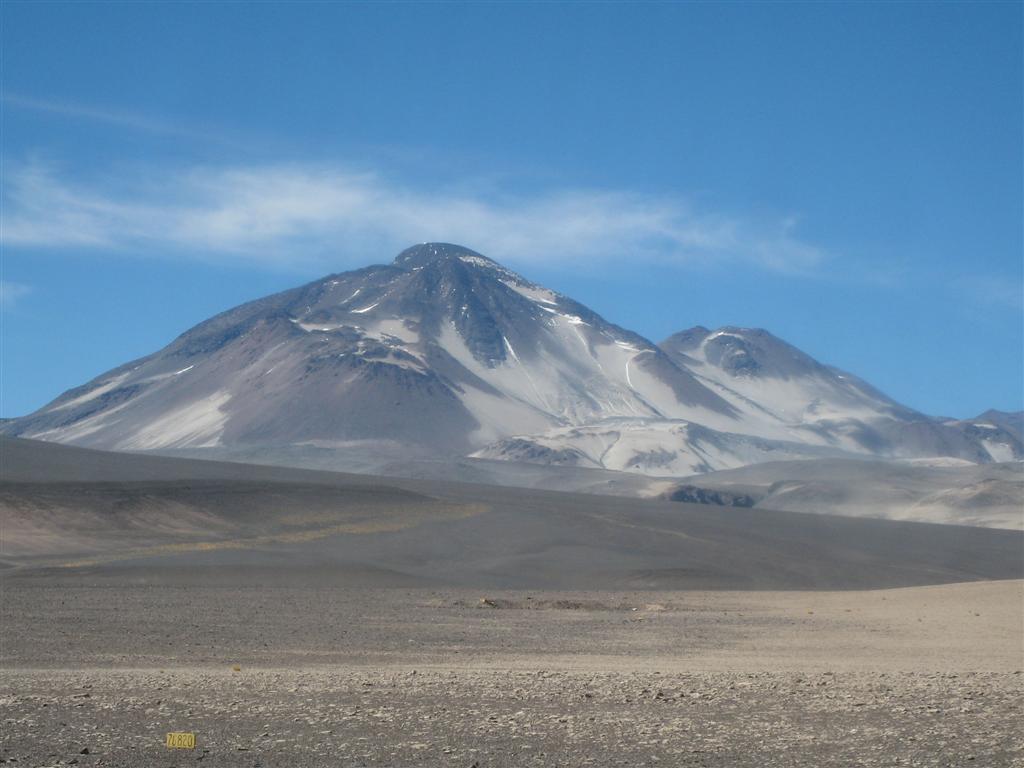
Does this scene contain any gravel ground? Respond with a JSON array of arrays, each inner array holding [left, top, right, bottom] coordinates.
[[3, 668, 1022, 767], [2, 579, 1022, 767]]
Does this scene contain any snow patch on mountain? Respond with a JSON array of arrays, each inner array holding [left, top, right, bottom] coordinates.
[[472, 418, 850, 476], [117, 390, 232, 450], [982, 439, 1018, 463], [47, 372, 132, 412], [502, 280, 559, 306]]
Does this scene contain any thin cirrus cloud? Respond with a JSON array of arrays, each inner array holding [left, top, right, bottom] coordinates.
[[956, 275, 1024, 312], [1, 162, 829, 275], [0, 281, 31, 310], [2, 92, 220, 141]]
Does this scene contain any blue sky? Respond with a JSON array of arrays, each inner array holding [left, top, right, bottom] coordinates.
[[1, 1, 1021, 419]]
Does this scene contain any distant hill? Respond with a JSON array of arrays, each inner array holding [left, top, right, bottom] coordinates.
[[660, 458, 1023, 530], [2, 437, 1021, 590]]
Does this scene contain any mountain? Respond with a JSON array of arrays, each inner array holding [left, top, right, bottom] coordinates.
[[976, 410, 1023, 441], [5, 243, 1021, 475], [655, 326, 1019, 466], [6, 244, 736, 455], [973, 410, 1024, 443], [474, 324, 1021, 474], [942, 410, 1024, 457]]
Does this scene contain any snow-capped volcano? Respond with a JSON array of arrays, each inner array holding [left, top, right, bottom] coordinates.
[[7, 244, 735, 454], [6, 243, 1020, 474]]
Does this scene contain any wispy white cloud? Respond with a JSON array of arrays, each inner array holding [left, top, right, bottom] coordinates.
[[956, 275, 1024, 312], [0, 281, 31, 310], [1, 162, 830, 274], [2, 92, 202, 138]]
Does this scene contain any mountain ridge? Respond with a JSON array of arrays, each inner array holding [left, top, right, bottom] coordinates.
[[5, 243, 1020, 475]]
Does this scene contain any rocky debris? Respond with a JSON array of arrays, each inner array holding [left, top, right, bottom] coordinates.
[[662, 484, 757, 507], [1, 669, 1021, 767], [3, 580, 1021, 766], [475, 597, 648, 611]]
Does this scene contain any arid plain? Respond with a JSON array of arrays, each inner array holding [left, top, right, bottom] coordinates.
[[2, 438, 1022, 766]]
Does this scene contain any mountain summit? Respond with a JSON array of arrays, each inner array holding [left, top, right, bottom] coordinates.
[[6, 244, 1020, 474], [393, 242, 500, 268]]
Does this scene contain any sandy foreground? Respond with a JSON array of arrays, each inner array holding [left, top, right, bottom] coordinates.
[[2, 578, 1022, 767]]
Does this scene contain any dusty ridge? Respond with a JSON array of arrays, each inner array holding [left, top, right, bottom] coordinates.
[[2, 438, 1022, 590]]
